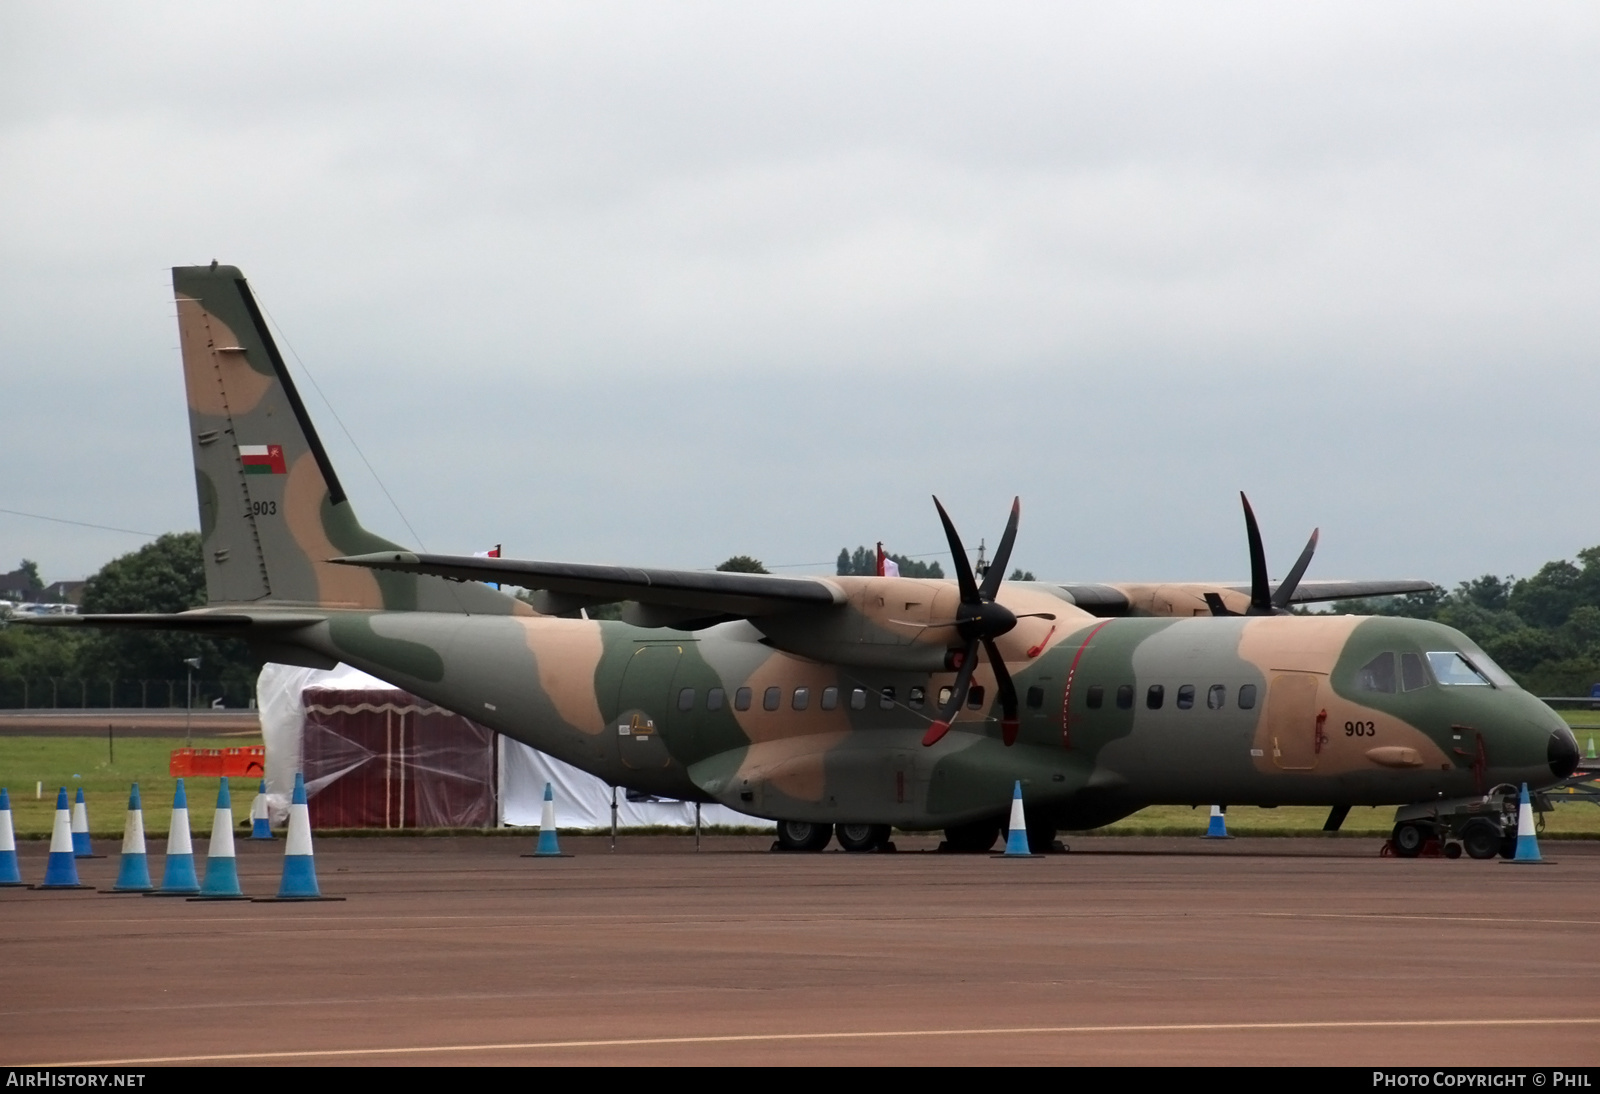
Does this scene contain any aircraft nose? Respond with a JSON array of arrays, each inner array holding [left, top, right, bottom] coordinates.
[[1549, 726, 1580, 779]]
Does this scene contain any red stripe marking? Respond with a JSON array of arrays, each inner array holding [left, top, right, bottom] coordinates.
[[1059, 621, 1112, 750]]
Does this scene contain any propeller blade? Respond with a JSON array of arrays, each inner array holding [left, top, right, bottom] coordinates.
[[933, 496, 981, 604], [1240, 492, 1272, 614], [982, 636, 1020, 746], [1203, 592, 1238, 617], [1271, 527, 1320, 611], [922, 638, 980, 747], [978, 497, 1021, 601]]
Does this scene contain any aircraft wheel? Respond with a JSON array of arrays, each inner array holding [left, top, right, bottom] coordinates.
[[942, 819, 1002, 853], [836, 823, 892, 852], [1392, 822, 1427, 858], [1462, 819, 1502, 860], [775, 820, 834, 852]]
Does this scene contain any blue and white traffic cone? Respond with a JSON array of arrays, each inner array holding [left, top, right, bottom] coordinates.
[[151, 779, 200, 895], [195, 777, 247, 899], [71, 786, 94, 857], [0, 788, 22, 886], [249, 780, 273, 840], [1509, 783, 1545, 864], [38, 787, 87, 888], [1002, 780, 1035, 856], [110, 783, 153, 892], [536, 783, 563, 856], [265, 772, 336, 900], [1204, 805, 1231, 839]]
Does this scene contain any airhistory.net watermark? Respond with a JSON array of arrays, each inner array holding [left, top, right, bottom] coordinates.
[[5, 1075, 146, 1088]]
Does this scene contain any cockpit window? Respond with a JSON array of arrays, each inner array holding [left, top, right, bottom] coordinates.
[[1356, 652, 1396, 693], [1400, 652, 1428, 692], [1453, 637, 1519, 689], [1426, 651, 1492, 687]]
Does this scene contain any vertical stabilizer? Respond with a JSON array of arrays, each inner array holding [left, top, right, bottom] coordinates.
[[174, 264, 517, 615]]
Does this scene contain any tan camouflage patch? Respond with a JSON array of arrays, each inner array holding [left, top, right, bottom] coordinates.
[[522, 617, 606, 735], [283, 453, 383, 608], [177, 295, 272, 418], [735, 733, 851, 803]]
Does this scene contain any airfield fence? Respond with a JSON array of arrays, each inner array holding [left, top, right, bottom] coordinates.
[[0, 676, 254, 710]]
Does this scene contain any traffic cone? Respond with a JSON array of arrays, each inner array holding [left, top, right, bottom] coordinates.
[[1587, 736, 1595, 761], [71, 786, 97, 858], [0, 788, 22, 886], [110, 783, 153, 892], [999, 780, 1040, 857], [249, 780, 273, 839], [522, 782, 573, 858], [149, 779, 200, 895], [37, 787, 89, 889], [194, 777, 247, 899], [1203, 805, 1232, 839], [1507, 783, 1546, 865], [259, 772, 340, 901]]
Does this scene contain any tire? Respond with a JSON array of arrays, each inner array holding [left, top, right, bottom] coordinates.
[[1026, 822, 1058, 855], [775, 820, 834, 852], [1444, 842, 1463, 859], [1462, 820, 1501, 860], [1392, 822, 1427, 858], [836, 823, 892, 852], [943, 818, 1002, 853]]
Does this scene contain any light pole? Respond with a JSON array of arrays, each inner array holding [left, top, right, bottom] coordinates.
[[183, 657, 202, 748]]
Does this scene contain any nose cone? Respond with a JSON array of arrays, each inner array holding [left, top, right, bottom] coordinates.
[[1549, 726, 1580, 779]]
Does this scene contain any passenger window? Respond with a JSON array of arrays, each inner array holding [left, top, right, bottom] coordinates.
[[1357, 652, 1397, 693], [1028, 686, 1046, 710], [849, 687, 867, 710], [1116, 684, 1133, 710], [967, 685, 986, 708], [763, 686, 781, 711], [1207, 684, 1226, 710], [677, 687, 696, 711], [1238, 684, 1257, 710], [793, 687, 810, 711], [821, 686, 839, 710], [735, 687, 752, 711], [707, 687, 725, 711], [1147, 684, 1164, 710], [879, 686, 896, 710], [908, 686, 926, 709], [1400, 653, 1428, 692], [1086, 685, 1103, 710], [1176, 685, 1195, 710]]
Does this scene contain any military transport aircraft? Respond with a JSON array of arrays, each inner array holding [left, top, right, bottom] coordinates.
[[25, 264, 1581, 854]]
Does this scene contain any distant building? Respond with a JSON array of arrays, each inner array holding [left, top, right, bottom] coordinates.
[[0, 571, 83, 605]]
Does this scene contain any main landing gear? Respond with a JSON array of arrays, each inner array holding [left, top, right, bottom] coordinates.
[[772, 821, 894, 852]]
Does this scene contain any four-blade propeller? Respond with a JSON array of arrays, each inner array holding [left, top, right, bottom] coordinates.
[[921, 496, 1025, 748], [1203, 492, 1319, 617]]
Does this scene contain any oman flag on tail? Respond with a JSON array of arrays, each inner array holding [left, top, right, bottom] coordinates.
[[238, 444, 286, 475], [474, 544, 502, 590], [875, 542, 899, 578]]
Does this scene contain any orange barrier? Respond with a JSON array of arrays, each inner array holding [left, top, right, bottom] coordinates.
[[169, 748, 253, 777], [223, 746, 266, 777]]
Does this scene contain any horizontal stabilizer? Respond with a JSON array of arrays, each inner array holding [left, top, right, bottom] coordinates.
[[12, 612, 325, 632], [333, 552, 845, 619]]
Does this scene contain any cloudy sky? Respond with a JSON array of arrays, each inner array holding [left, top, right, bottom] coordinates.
[[3, 3, 1598, 591]]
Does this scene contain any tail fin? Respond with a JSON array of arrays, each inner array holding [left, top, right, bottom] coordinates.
[[174, 264, 516, 615]]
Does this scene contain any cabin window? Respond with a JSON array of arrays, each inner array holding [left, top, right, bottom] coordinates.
[[1238, 684, 1257, 709], [967, 685, 986, 709], [1427, 652, 1492, 687], [908, 686, 926, 709], [1086, 685, 1103, 709], [1116, 684, 1134, 710], [677, 687, 696, 711], [707, 687, 725, 711], [821, 686, 839, 710], [1400, 652, 1428, 692], [735, 687, 752, 711], [1147, 684, 1164, 710], [880, 686, 896, 710], [850, 687, 867, 710], [1028, 685, 1046, 710], [763, 686, 782, 710], [1356, 652, 1397, 693], [793, 687, 810, 711], [1176, 684, 1195, 710], [1207, 684, 1226, 710]]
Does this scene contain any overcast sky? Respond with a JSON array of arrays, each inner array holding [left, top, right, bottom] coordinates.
[[3, 3, 1598, 591]]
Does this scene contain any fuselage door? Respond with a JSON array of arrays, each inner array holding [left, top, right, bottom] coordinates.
[[615, 643, 682, 771], [1264, 671, 1326, 771]]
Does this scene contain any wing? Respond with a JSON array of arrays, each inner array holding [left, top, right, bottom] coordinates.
[[333, 551, 844, 626], [1050, 579, 1436, 618]]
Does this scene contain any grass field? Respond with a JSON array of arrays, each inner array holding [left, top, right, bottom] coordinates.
[[3, 729, 1597, 840]]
